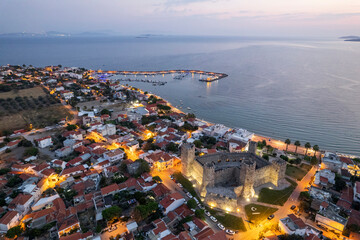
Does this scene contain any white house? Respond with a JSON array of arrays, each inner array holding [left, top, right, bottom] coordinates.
[[60, 90, 74, 100], [35, 136, 53, 148], [0, 211, 20, 233], [159, 192, 185, 214], [314, 169, 335, 185], [279, 214, 307, 236], [97, 124, 116, 136], [103, 149, 124, 162], [147, 219, 171, 240]]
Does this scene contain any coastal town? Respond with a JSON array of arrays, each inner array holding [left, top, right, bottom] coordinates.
[[0, 65, 360, 240]]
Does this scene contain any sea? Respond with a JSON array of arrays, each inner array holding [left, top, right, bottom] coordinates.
[[1, 36, 360, 156]]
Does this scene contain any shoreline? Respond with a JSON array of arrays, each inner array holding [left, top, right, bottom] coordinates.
[[133, 86, 359, 159]]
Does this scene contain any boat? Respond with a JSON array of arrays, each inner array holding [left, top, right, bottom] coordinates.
[[187, 107, 191, 110]]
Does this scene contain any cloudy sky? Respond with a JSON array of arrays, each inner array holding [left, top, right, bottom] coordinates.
[[0, 0, 359, 37]]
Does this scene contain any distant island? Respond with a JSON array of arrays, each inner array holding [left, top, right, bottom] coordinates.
[[340, 36, 360, 41]]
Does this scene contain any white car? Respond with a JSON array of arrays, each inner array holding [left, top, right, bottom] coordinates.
[[204, 210, 210, 217], [217, 223, 225, 230], [194, 198, 199, 204], [210, 216, 218, 222], [177, 183, 183, 188], [198, 204, 205, 210], [186, 192, 193, 198], [225, 229, 235, 235]]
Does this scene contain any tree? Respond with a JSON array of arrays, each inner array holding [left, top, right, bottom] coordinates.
[[195, 209, 205, 220], [135, 159, 150, 176], [166, 142, 179, 153], [0, 168, 10, 175], [24, 147, 39, 156], [6, 225, 23, 238], [334, 174, 346, 192], [187, 199, 197, 209], [100, 108, 111, 116], [19, 139, 33, 147], [193, 140, 202, 148], [152, 176, 162, 183], [66, 124, 77, 131], [294, 141, 301, 153], [133, 201, 158, 221], [310, 156, 318, 166], [313, 145, 319, 156], [285, 139, 291, 151], [6, 175, 23, 187], [102, 206, 122, 222], [304, 142, 311, 155]]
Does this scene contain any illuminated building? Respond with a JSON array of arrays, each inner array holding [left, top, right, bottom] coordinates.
[[181, 142, 286, 212]]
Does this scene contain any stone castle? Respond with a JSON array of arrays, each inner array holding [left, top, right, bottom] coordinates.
[[181, 142, 286, 212]]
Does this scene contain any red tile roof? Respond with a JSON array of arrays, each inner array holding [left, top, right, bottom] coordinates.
[[9, 194, 32, 206], [152, 219, 168, 235], [61, 165, 85, 176], [58, 215, 80, 232], [160, 192, 184, 209], [152, 183, 171, 198], [0, 211, 18, 225], [288, 214, 306, 229], [101, 183, 119, 196]]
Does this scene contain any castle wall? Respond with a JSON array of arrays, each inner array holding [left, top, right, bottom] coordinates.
[[214, 168, 236, 186], [253, 165, 274, 187], [192, 160, 204, 185], [204, 193, 238, 213]]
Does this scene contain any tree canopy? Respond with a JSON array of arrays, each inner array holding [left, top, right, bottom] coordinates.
[[102, 206, 122, 222]]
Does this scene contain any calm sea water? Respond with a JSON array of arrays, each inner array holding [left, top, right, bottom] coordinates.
[[1, 36, 360, 155]]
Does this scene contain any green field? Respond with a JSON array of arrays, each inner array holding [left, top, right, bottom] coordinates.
[[245, 204, 278, 223], [257, 178, 297, 206], [286, 165, 307, 181], [300, 163, 312, 171], [215, 213, 247, 231]]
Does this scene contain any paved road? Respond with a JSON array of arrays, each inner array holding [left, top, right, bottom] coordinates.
[[234, 167, 316, 240]]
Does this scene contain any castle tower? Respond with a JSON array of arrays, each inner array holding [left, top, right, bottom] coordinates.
[[239, 160, 256, 199], [248, 141, 257, 155], [200, 162, 215, 197], [270, 159, 287, 186], [181, 143, 195, 178]]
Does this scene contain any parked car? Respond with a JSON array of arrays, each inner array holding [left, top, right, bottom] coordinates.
[[177, 183, 183, 188], [267, 214, 274, 220], [204, 210, 211, 217], [198, 204, 205, 210], [217, 223, 225, 230], [170, 175, 174, 180], [225, 229, 235, 235], [186, 192, 193, 198], [210, 216, 218, 222], [194, 198, 199, 204], [290, 205, 296, 210]]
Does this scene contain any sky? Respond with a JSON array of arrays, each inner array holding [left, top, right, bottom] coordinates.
[[0, 0, 359, 37]]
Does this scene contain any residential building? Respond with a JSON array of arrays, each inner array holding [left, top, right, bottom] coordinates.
[[35, 136, 53, 148]]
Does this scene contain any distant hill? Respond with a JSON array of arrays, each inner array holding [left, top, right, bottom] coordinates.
[[0, 31, 70, 38], [0, 31, 118, 38], [340, 36, 360, 41]]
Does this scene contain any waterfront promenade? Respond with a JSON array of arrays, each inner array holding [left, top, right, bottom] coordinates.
[[252, 135, 322, 158]]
